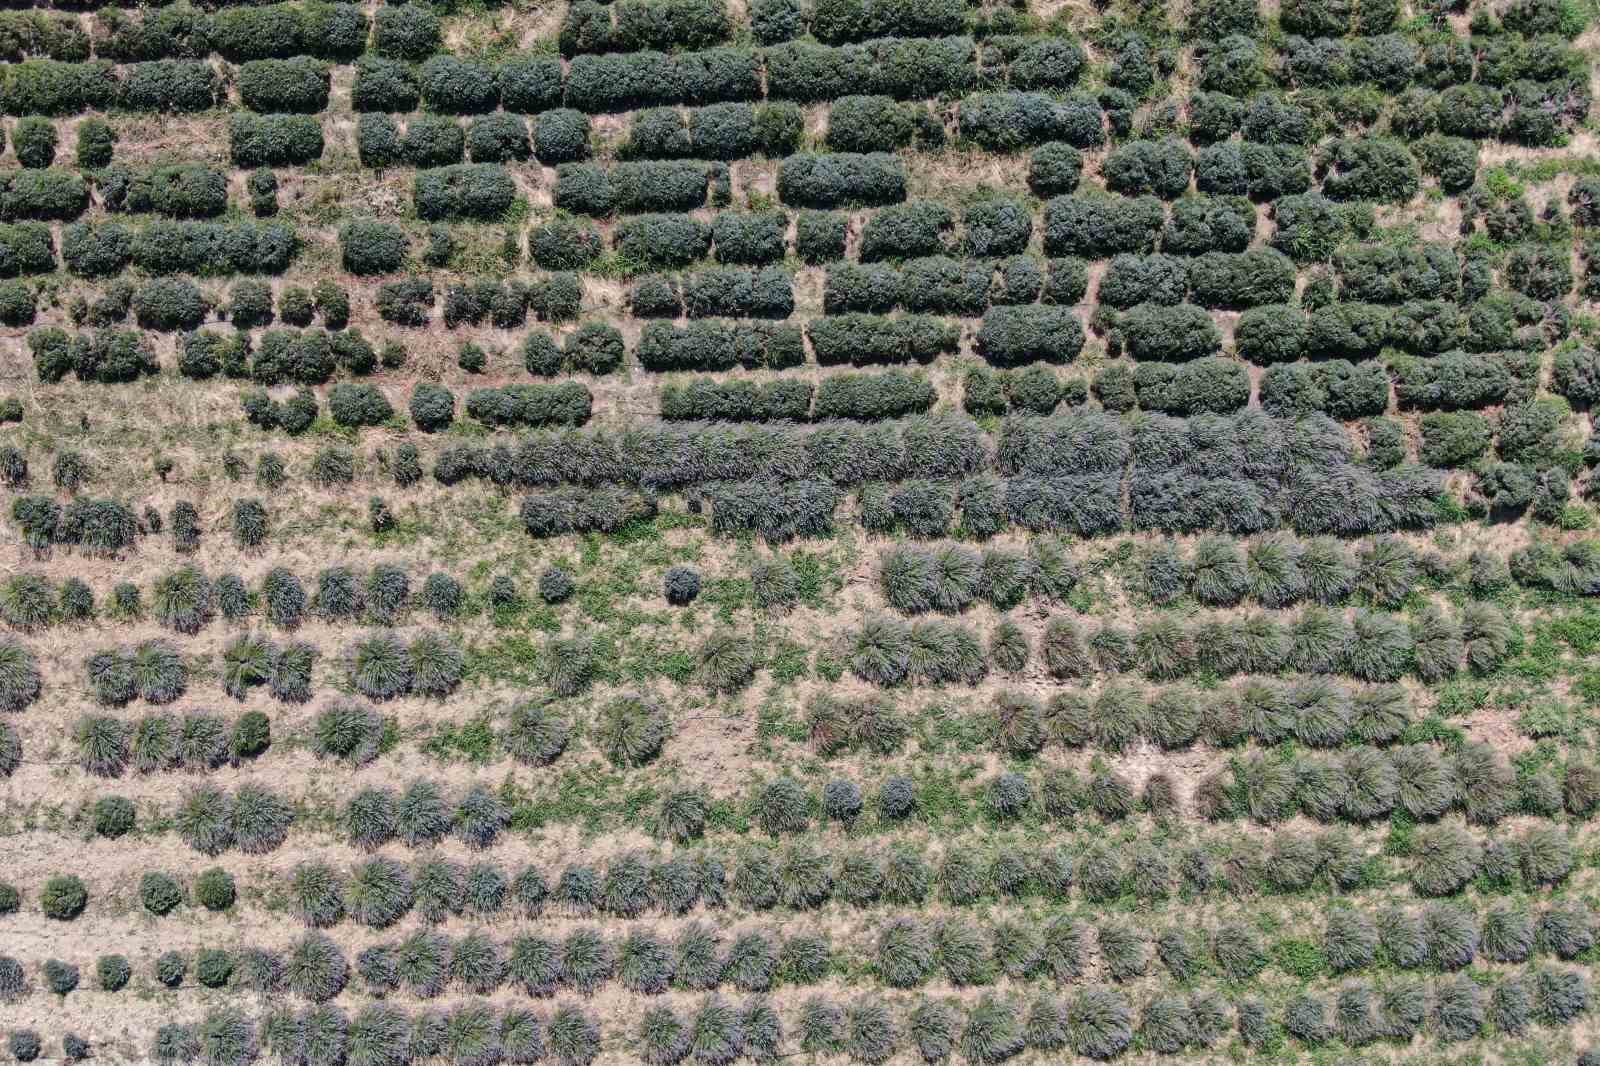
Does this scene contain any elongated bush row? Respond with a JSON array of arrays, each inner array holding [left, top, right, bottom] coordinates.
[[555, 161, 718, 217], [397, 411, 1448, 542], [171, 782, 292, 856], [777, 153, 907, 208], [85, 639, 187, 706], [345, 630, 461, 700], [835, 600, 1448, 688], [466, 384, 593, 428], [174, 802, 1598, 940], [413, 164, 516, 221], [661, 378, 812, 422], [637, 321, 803, 372], [229, 113, 323, 167], [62, 220, 295, 279]]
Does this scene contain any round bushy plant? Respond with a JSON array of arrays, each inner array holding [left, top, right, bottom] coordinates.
[[42, 958, 78, 996], [92, 794, 136, 838], [230, 711, 271, 760], [0, 639, 42, 713], [313, 701, 384, 766], [1481, 904, 1536, 963], [40, 874, 87, 921], [341, 219, 408, 276], [154, 950, 187, 988], [232, 782, 291, 854], [286, 931, 348, 1003], [96, 954, 130, 992], [1519, 826, 1574, 886], [454, 785, 509, 848], [990, 772, 1032, 818], [823, 778, 862, 823], [232, 498, 268, 547], [8, 1030, 40, 1063], [0, 957, 23, 1004], [195, 948, 233, 989], [140, 871, 184, 916], [638, 1006, 689, 1066], [194, 867, 236, 911], [1409, 823, 1481, 896], [12, 117, 57, 169], [421, 572, 462, 620], [548, 1003, 600, 1066], [539, 566, 575, 604], [751, 556, 800, 610], [664, 565, 701, 605], [487, 575, 519, 609], [76, 118, 115, 168], [879, 775, 917, 820], [0, 725, 16, 780], [152, 1023, 200, 1065], [349, 857, 412, 929], [753, 777, 810, 836], [596, 695, 668, 768], [349, 631, 413, 700], [658, 788, 707, 842], [502, 702, 569, 769], [464, 868, 507, 918], [343, 787, 399, 852], [699, 629, 757, 693], [291, 861, 347, 929], [396, 779, 450, 848]]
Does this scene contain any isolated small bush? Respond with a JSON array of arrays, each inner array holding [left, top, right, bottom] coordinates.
[[664, 565, 702, 606], [539, 566, 575, 604]]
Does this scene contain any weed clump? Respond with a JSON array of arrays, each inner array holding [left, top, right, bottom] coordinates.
[[1519, 825, 1573, 886], [597, 695, 668, 768], [545, 632, 597, 696], [233, 783, 292, 854], [313, 702, 384, 766], [752, 777, 809, 836], [1410, 823, 1481, 896], [349, 632, 413, 700], [1432, 976, 1485, 1042], [908, 999, 958, 1064], [291, 862, 347, 929]]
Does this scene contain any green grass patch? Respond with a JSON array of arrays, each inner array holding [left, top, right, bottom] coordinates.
[[419, 714, 498, 764], [1271, 937, 1326, 980]]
